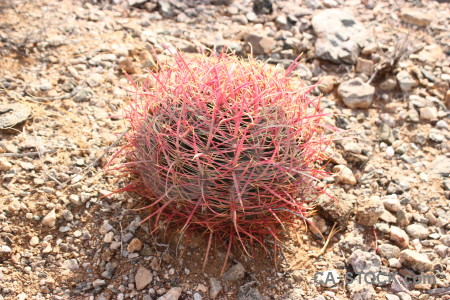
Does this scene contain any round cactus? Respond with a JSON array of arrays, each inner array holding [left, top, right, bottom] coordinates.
[[116, 52, 334, 268]]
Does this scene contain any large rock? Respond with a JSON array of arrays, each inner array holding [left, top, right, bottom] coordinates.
[[400, 9, 431, 27], [312, 9, 372, 64], [428, 156, 450, 176], [337, 78, 375, 108], [135, 267, 153, 290]]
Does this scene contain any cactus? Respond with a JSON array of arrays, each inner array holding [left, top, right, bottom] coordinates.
[[115, 51, 334, 270]]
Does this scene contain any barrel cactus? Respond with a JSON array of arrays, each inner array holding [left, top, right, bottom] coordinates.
[[116, 51, 334, 268]]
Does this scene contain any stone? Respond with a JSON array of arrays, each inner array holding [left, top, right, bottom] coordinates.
[[399, 250, 432, 272], [333, 165, 357, 185], [406, 224, 429, 239], [428, 156, 450, 176], [244, 34, 275, 55], [209, 277, 223, 299], [382, 194, 401, 212], [316, 191, 353, 228], [400, 9, 431, 27], [253, 0, 273, 15], [315, 270, 340, 287], [119, 57, 137, 74], [390, 226, 409, 248], [445, 90, 450, 109], [379, 78, 397, 91], [311, 9, 372, 64], [135, 267, 153, 290], [0, 157, 12, 172], [355, 196, 384, 226], [127, 238, 143, 253], [356, 57, 374, 75], [379, 123, 395, 145], [237, 282, 263, 300], [347, 249, 381, 273], [337, 78, 374, 109], [42, 209, 56, 227], [222, 262, 245, 282], [318, 75, 336, 93], [419, 107, 437, 121], [396, 70, 417, 92], [377, 244, 400, 259], [62, 259, 79, 271], [193, 293, 202, 300], [347, 275, 376, 300], [0, 104, 31, 131], [418, 44, 444, 64], [73, 87, 93, 102], [30, 236, 40, 246], [159, 287, 182, 300]]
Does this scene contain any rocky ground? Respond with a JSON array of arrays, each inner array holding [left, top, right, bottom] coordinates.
[[0, 0, 450, 299]]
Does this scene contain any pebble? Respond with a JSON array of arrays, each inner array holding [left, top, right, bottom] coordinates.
[[355, 196, 384, 226], [382, 194, 401, 212], [159, 287, 182, 300], [405, 223, 430, 239], [42, 209, 56, 227], [337, 78, 374, 109], [333, 165, 357, 185], [30, 236, 40, 246], [62, 259, 79, 271], [209, 277, 223, 299], [347, 249, 381, 273], [377, 244, 401, 259], [396, 70, 417, 92], [244, 34, 275, 55], [347, 275, 376, 300], [419, 106, 437, 121], [400, 9, 431, 27], [399, 249, 432, 272], [135, 267, 153, 290], [127, 238, 143, 253], [390, 226, 410, 248], [222, 262, 245, 282], [0, 104, 32, 131]]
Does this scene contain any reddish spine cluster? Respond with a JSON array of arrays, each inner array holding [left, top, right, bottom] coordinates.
[[115, 52, 334, 269]]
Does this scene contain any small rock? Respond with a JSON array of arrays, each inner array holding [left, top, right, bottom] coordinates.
[[135, 267, 153, 290], [209, 277, 223, 299], [0, 104, 32, 131], [347, 249, 381, 273], [355, 196, 384, 226], [347, 275, 376, 300], [379, 78, 397, 91], [193, 293, 202, 300], [127, 238, 143, 253], [104, 232, 114, 243], [337, 78, 374, 109], [237, 282, 263, 300], [428, 156, 450, 176], [377, 244, 401, 259], [333, 165, 357, 185], [119, 57, 137, 74], [159, 287, 182, 300], [382, 194, 401, 212], [419, 106, 437, 121], [396, 70, 417, 92], [30, 236, 40, 246], [244, 34, 275, 55], [399, 249, 432, 272], [42, 209, 56, 227], [73, 87, 93, 102], [0, 157, 12, 172], [318, 76, 336, 93], [62, 259, 79, 271], [400, 9, 431, 27], [315, 270, 340, 287], [406, 224, 429, 239], [356, 57, 374, 75], [390, 226, 409, 248], [222, 262, 245, 282], [253, 0, 273, 14], [418, 44, 444, 64]]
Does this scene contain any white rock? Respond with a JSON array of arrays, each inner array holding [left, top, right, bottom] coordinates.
[[399, 249, 432, 272], [42, 209, 56, 227], [159, 287, 182, 300], [333, 165, 357, 185], [396, 70, 417, 92], [390, 226, 409, 248]]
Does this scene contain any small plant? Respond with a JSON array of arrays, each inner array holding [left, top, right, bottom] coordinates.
[[115, 51, 334, 270]]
